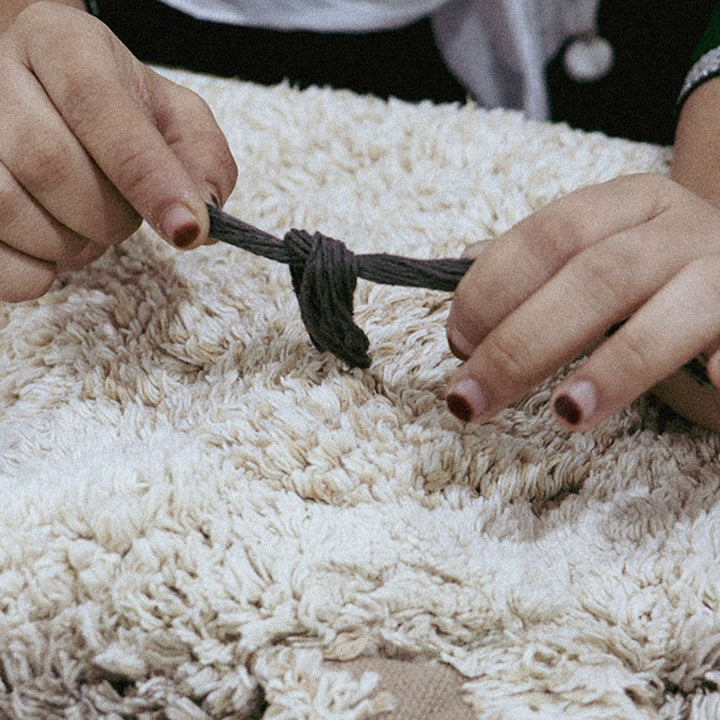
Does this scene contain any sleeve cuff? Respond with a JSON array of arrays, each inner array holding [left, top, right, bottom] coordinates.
[[678, 46, 720, 112]]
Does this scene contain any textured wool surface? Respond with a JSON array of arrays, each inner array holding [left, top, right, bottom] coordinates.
[[2, 67, 720, 720]]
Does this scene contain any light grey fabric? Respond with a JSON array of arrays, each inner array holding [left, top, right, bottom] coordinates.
[[158, 0, 602, 119]]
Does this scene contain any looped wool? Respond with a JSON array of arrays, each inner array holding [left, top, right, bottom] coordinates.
[[207, 203, 474, 367], [284, 228, 371, 368]]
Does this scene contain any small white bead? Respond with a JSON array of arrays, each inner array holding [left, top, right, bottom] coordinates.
[[564, 35, 615, 82]]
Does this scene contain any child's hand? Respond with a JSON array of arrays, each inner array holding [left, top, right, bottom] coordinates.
[[446, 173, 720, 431], [0, 1, 237, 302]]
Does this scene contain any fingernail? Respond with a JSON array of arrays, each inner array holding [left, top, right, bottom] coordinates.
[[161, 204, 201, 249], [553, 380, 597, 426], [446, 377, 490, 422], [204, 187, 222, 209], [460, 239, 491, 260], [447, 326, 474, 360], [202, 191, 222, 245]]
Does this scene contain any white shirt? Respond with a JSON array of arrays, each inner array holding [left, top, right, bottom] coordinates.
[[158, 0, 601, 120]]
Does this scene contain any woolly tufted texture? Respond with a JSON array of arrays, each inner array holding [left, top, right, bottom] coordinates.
[[2, 67, 720, 720]]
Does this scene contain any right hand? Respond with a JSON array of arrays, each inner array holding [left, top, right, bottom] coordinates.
[[447, 174, 720, 432], [0, 1, 237, 302]]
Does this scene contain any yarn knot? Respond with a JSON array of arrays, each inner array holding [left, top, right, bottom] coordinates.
[[207, 203, 473, 368], [207, 204, 714, 384], [283, 228, 371, 368]]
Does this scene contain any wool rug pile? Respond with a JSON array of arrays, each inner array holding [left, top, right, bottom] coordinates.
[[2, 67, 720, 720]]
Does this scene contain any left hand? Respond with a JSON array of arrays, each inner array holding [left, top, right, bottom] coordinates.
[[445, 173, 720, 431], [0, 2, 237, 302]]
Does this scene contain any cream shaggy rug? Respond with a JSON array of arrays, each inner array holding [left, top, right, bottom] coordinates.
[[2, 67, 720, 720]]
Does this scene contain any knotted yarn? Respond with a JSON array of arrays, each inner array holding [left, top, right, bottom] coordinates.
[[207, 204, 474, 367]]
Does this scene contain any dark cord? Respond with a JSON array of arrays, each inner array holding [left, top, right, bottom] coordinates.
[[209, 204, 712, 384], [208, 204, 473, 367]]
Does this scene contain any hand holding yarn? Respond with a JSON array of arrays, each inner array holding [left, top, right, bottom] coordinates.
[[208, 204, 473, 368], [446, 174, 720, 432], [0, 2, 236, 302]]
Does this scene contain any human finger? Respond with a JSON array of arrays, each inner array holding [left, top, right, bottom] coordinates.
[[650, 366, 720, 432], [447, 174, 674, 359], [0, 22, 141, 245], [0, 242, 55, 302], [17, 4, 235, 249], [550, 258, 720, 430], [144, 72, 238, 211], [445, 212, 707, 425], [56, 240, 107, 273], [459, 238, 493, 260], [0, 159, 95, 263]]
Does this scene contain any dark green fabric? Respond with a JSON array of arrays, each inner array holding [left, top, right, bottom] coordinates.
[[548, 0, 716, 144], [693, 2, 720, 61]]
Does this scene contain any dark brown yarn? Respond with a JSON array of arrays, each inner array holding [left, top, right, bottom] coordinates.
[[208, 204, 714, 385], [208, 204, 473, 367]]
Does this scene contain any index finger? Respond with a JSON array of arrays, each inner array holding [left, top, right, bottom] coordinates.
[[447, 174, 673, 358]]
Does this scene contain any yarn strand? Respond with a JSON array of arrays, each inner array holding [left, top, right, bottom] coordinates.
[[207, 204, 712, 385], [208, 203, 473, 367]]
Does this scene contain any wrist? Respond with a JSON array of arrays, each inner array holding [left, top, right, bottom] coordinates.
[[672, 76, 720, 208]]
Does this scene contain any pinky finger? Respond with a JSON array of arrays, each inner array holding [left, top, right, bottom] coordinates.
[[0, 242, 56, 302]]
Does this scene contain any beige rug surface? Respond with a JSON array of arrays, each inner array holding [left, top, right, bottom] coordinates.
[[2, 67, 720, 719]]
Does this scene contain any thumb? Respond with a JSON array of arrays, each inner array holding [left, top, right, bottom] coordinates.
[[460, 238, 494, 260]]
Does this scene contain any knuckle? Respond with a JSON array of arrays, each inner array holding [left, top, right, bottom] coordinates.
[[170, 82, 214, 118], [179, 124, 236, 174], [12, 2, 55, 36], [611, 330, 655, 379], [622, 172, 675, 211], [106, 139, 157, 198], [522, 204, 592, 261], [14, 2, 99, 59], [158, 88, 238, 195], [481, 327, 536, 386], [573, 247, 635, 308], [60, 72, 117, 133], [154, 82, 214, 138], [13, 128, 72, 196], [56, 33, 134, 129], [629, 171, 671, 195]]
